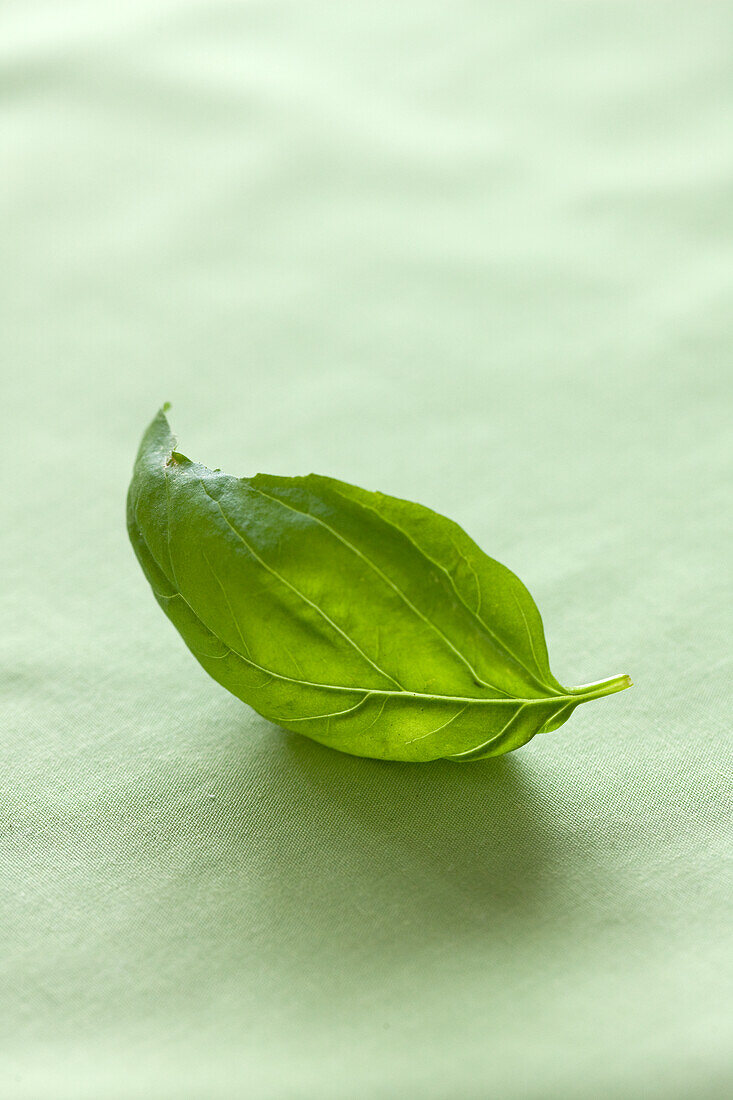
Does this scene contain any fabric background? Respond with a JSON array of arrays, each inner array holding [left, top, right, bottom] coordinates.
[[2, 3, 731, 1097]]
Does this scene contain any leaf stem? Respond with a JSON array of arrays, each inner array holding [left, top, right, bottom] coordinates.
[[568, 673, 633, 702]]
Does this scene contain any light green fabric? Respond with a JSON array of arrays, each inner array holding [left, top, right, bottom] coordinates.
[[3, 3, 731, 1097]]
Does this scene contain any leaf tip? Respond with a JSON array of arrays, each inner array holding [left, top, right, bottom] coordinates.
[[167, 449, 191, 468]]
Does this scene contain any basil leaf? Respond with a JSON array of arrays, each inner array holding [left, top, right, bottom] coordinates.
[[127, 408, 632, 762]]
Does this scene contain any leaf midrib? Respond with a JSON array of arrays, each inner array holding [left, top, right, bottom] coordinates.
[[328, 482, 562, 696], [161, 585, 597, 708], [135, 464, 594, 712], [135, 478, 591, 711], [133, 504, 609, 717], [252, 479, 561, 698]]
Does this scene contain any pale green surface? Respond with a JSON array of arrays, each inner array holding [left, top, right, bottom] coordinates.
[[2, 2, 732, 1097]]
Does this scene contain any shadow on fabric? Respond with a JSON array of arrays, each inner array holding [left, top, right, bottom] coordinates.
[[200, 721, 575, 971]]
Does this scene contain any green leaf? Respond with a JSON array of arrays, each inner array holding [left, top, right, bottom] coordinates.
[[127, 408, 632, 762]]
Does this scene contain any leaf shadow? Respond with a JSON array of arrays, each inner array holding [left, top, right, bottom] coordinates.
[[206, 724, 570, 971]]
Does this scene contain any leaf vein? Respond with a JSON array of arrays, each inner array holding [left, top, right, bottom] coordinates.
[[201, 549, 251, 658], [250, 484, 512, 697], [331, 486, 562, 697], [281, 694, 372, 723], [199, 480, 403, 690], [447, 703, 525, 761], [405, 704, 469, 745]]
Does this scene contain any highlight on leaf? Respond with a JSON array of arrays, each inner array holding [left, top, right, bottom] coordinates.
[[127, 408, 631, 762]]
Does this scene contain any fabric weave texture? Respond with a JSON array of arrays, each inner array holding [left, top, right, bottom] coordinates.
[[2, 3, 731, 1098]]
